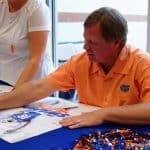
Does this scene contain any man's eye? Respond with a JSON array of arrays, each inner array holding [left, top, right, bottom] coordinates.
[[88, 40, 95, 45], [84, 40, 98, 46], [90, 41, 97, 46]]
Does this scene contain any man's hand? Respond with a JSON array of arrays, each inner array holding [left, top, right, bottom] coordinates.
[[59, 109, 105, 128], [60, 103, 150, 128]]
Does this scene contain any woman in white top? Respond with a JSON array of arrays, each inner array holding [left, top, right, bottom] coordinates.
[[0, 0, 53, 88]]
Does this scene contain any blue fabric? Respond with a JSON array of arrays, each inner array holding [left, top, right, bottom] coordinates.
[[0, 123, 149, 150]]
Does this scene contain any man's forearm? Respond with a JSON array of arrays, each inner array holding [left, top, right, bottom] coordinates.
[[0, 79, 52, 110], [102, 103, 150, 125]]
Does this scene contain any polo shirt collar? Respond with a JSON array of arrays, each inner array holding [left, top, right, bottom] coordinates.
[[90, 62, 101, 75], [112, 44, 133, 75]]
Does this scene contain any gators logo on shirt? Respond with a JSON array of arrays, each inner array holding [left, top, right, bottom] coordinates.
[[120, 84, 130, 92]]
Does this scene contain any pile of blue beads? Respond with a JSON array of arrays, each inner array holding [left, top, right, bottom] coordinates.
[[73, 128, 150, 150]]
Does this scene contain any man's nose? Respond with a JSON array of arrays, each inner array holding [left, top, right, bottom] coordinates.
[[83, 42, 90, 50]]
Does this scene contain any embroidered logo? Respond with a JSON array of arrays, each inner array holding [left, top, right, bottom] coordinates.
[[120, 84, 130, 92]]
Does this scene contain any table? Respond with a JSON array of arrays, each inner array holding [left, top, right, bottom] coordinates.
[[0, 123, 149, 150], [0, 83, 149, 149], [0, 104, 150, 150]]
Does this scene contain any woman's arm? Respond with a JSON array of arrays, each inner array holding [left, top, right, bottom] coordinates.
[[14, 31, 49, 88]]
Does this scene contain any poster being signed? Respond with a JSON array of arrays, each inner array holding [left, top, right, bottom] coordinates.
[[0, 97, 78, 143]]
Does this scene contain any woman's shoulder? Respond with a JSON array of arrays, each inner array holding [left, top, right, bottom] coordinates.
[[24, 0, 46, 16]]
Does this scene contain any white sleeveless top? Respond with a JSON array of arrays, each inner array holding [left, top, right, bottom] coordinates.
[[0, 0, 53, 85]]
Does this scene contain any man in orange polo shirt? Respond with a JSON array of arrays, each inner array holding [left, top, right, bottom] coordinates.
[[0, 7, 150, 127]]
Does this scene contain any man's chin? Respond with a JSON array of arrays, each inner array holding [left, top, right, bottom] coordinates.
[[88, 56, 102, 64], [88, 57, 95, 62], [87, 54, 95, 61]]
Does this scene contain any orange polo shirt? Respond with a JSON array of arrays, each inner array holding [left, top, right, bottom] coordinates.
[[47, 45, 150, 107]]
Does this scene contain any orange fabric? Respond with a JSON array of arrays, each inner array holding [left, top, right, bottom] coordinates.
[[47, 45, 150, 107]]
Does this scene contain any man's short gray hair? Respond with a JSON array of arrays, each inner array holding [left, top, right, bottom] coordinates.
[[84, 7, 128, 46]]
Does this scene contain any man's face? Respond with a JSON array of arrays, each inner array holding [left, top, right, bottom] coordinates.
[[83, 24, 119, 64]]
